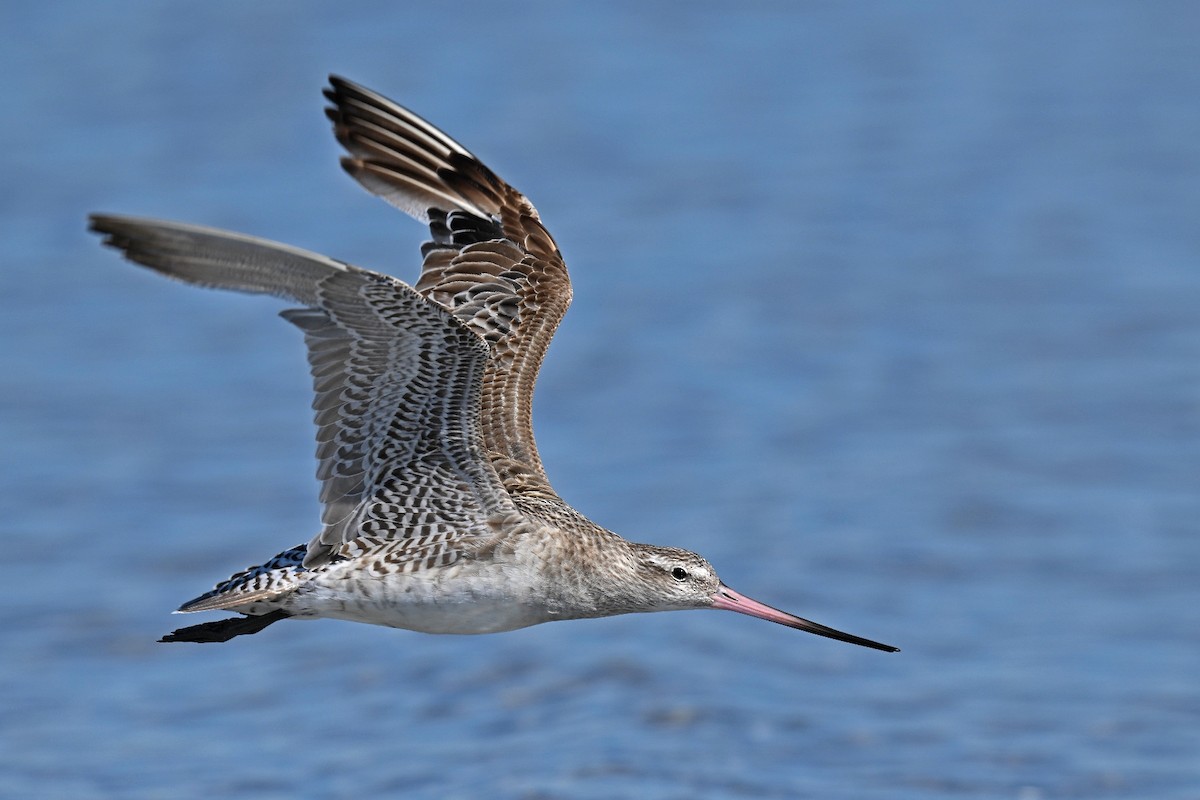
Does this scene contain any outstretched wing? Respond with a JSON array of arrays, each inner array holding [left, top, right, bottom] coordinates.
[[324, 76, 572, 498], [89, 214, 516, 568]]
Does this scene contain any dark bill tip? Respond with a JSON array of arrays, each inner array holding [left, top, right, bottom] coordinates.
[[712, 584, 898, 653]]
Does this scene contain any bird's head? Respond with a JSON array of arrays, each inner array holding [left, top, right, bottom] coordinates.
[[630, 543, 898, 652], [632, 545, 722, 611]]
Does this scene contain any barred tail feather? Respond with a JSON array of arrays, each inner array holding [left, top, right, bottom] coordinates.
[[175, 544, 309, 613]]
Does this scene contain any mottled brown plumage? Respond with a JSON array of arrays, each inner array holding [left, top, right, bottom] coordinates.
[[89, 77, 896, 653], [326, 76, 570, 500]]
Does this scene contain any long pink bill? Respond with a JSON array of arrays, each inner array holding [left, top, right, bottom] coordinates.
[[711, 584, 899, 652]]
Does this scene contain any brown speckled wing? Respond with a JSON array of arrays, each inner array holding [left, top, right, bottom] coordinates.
[[283, 268, 511, 568], [325, 76, 572, 499], [89, 215, 517, 570]]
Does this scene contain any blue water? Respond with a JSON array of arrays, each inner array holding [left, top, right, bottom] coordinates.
[[2, 2, 1198, 797]]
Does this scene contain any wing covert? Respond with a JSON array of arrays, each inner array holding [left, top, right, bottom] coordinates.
[[285, 268, 516, 567], [89, 214, 517, 569], [325, 76, 572, 498]]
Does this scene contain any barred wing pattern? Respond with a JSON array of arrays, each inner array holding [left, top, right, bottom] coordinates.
[[325, 77, 572, 497], [88, 215, 516, 569]]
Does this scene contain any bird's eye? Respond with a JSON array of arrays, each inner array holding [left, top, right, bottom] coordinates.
[[671, 567, 689, 581]]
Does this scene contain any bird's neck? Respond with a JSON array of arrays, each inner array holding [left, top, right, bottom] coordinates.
[[536, 529, 654, 621]]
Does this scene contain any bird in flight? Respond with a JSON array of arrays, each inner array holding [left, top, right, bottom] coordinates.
[[90, 77, 897, 652]]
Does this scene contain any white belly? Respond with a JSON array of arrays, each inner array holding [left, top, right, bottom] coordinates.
[[287, 561, 554, 634]]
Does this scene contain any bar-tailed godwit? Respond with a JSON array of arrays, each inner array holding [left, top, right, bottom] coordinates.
[[90, 77, 897, 652]]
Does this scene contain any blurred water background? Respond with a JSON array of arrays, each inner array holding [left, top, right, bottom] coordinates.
[[2, 2, 1198, 798]]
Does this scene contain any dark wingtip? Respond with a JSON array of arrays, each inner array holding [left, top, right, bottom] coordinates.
[[87, 213, 132, 254], [87, 212, 116, 236]]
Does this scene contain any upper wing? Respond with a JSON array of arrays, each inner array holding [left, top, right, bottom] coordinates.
[[324, 76, 572, 498], [89, 214, 517, 568]]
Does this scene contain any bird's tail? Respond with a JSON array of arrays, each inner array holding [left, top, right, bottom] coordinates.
[[159, 610, 291, 644]]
